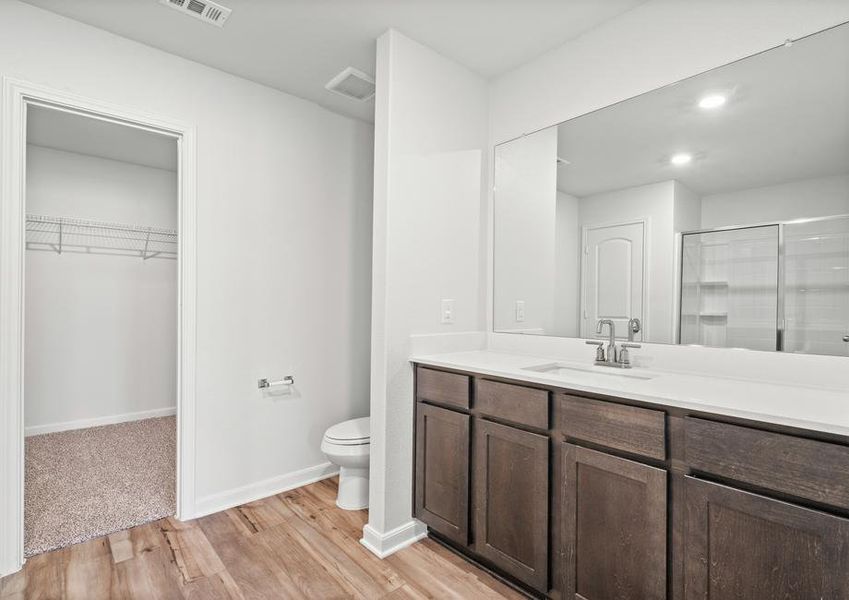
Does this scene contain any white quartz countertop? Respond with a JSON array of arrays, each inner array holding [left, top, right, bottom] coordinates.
[[410, 350, 849, 438]]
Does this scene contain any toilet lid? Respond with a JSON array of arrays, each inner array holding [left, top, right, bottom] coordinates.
[[325, 417, 370, 444]]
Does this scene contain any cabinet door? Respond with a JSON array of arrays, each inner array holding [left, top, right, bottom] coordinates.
[[474, 419, 549, 592], [685, 477, 849, 599], [414, 403, 470, 545], [562, 444, 666, 600]]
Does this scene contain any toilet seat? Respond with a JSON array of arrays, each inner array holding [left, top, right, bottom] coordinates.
[[323, 417, 370, 446]]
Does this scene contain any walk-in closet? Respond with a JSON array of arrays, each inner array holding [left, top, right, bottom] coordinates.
[[23, 106, 178, 555]]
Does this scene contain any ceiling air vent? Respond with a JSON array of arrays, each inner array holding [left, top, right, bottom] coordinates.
[[160, 0, 231, 27], [325, 67, 376, 102]]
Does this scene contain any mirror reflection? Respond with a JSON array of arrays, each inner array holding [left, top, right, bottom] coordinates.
[[493, 23, 849, 356]]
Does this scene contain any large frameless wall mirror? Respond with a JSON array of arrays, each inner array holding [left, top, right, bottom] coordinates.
[[493, 22, 849, 357]]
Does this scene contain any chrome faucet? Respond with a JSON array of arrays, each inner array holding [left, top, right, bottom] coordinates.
[[585, 318, 641, 369], [596, 319, 617, 364]]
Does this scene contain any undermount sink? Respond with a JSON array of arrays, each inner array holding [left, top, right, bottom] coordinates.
[[522, 362, 657, 381]]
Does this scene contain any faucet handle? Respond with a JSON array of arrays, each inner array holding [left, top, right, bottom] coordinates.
[[586, 340, 605, 362], [627, 318, 642, 342], [618, 343, 640, 367]]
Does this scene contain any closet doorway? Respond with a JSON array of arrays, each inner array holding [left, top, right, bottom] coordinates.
[[25, 105, 179, 556], [0, 80, 197, 576]]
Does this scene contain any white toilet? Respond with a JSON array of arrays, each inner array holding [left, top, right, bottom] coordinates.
[[321, 416, 370, 510]]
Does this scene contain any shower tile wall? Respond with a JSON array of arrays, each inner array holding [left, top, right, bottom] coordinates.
[[784, 216, 849, 356], [680, 225, 778, 351]]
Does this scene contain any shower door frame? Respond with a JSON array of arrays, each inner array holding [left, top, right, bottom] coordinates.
[[0, 78, 198, 577], [677, 214, 849, 352]]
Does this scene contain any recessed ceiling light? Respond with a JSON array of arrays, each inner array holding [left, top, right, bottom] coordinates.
[[670, 153, 693, 166], [698, 94, 727, 109]]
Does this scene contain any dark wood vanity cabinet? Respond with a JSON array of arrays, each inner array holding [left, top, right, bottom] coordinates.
[[561, 444, 667, 600], [684, 477, 849, 599], [414, 402, 470, 545], [412, 364, 849, 600], [474, 419, 549, 591]]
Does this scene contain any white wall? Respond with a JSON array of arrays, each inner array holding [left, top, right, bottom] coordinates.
[[367, 29, 487, 550], [0, 1, 373, 513], [673, 182, 701, 231], [25, 146, 177, 433], [493, 128, 557, 333], [701, 174, 849, 228], [554, 191, 580, 337]]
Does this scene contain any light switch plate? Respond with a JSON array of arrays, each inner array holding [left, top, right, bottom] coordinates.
[[515, 300, 526, 323], [441, 299, 455, 324]]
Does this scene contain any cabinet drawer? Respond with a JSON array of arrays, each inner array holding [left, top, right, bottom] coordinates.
[[558, 395, 666, 460], [685, 418, 849, 510], [476, 379, 549, 429], [416, 367, 470, 409]]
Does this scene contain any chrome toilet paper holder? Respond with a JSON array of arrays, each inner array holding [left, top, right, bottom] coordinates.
[[257, 375, 294, 389]]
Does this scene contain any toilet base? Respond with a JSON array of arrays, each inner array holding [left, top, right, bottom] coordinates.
[[336, 466, 369, 510]]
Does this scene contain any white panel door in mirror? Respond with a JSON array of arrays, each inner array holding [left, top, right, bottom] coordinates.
[[582, 221, 644, 339]]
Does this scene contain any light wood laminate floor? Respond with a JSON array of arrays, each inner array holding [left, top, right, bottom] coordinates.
[[0, 477, 525, 599]]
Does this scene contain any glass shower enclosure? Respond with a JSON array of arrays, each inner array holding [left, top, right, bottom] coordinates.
[[679, 216, 849, 356]]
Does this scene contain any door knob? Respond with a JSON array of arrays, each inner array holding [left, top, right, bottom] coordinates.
[[843, 335, 849, 342]]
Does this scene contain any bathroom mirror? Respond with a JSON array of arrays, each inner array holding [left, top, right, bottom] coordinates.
[[493, 22, 849, 356]]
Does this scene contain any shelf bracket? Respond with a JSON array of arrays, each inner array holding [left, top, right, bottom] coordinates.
[[142, 227, 151, 260]]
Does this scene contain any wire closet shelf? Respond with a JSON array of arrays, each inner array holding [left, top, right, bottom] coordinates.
[[25, 214, 177, 260]]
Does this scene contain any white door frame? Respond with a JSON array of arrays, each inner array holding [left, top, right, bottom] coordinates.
[[0, 78, 197, 576], [580, 218, 649, 340]]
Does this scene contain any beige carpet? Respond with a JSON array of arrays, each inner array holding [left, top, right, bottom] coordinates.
[[25, 416, 176, 556]]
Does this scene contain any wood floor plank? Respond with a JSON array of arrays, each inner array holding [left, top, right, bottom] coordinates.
[[178, 569, 243, 600], [158, 518, 226, 584], [115, 547, 183, 600], [270, 499, 400, 599], [256, 519, 352, 599], [129, 522, 164, 557], [273, 491, 404, 593], [63, 549, 113, 600], [229, 499, 287, 534], [1, 477, 521, 600], [423, 540, 526, 599], [278, 485, 367, 545], [381, 583, 432, 600], [0, 568, 27, 599], [14, 552, 66, 600], [386, 539, 525, 600], [197, 510, 303, 599], [108, 531, 134, 564]]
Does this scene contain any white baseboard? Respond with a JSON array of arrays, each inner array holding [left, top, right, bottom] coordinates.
[[192, 462, 339, 519], [25, 406, 177, 437], [361, 519, 428, 559]]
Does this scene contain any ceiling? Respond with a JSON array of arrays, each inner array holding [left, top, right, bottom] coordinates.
[[20, 0, 646, 122], [553, 21, 849, 198], [28, 105, 178, 171]]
